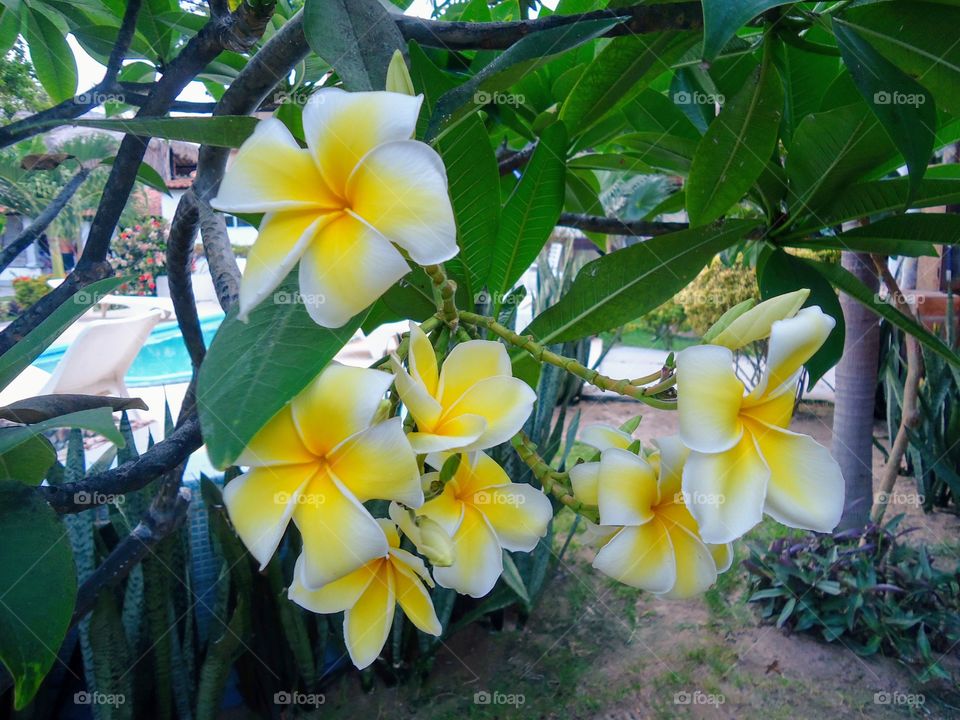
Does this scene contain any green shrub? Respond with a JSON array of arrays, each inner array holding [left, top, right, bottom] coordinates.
[[11, 274, 52, 310], [678, 256, 758, 336]]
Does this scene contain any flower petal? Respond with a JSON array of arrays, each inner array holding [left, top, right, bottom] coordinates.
[[417, 483, 465, 536], [681, 435, 770, 544], [343, 563, 395, 669], [661, 524, 718, 599], [237, 210, 333, 321], [222, 464, 315, 568], [437, 340, 513, 408], [302, 88, 422, 195], [592, 521, 676, 593], [236, 405, 314, 467], [442, 376, 536, 452], [407, 413, 487, 454], [650, 434, 689, 502], [708, 542, 734, 574], [433, 505, 503, 598], [580, 424, 633, 452], [390, 354, 443, 431], [450, 450, 510, 496], [569, 461, 600, 506], [741, 384, 796, 429], [292, 363, 394, 457], [294, 472, 389, 588], [751, 422, 844, 533], [392, 561, 442, 636], [408, 323, 439, 396], [298, 213, 410, 328], [711, 289, 809, 349], [328, 417, 422, 507], [211, 118, 338, 212], [676, 345, 745, 454], [473, 483, 552, 552], [751, 306, 836, 399], [288, 554, 377, 613], [348, 140, 457, 265], [597, 448, 659, 526]]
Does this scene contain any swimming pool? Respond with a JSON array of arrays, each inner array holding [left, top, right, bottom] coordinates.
[[35, 313, 225, 387]]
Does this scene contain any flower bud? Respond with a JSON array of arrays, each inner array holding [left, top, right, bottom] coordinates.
[[708, 289, 809, 349], [416, 516, 456, 567], [385, 49, 415, 96]]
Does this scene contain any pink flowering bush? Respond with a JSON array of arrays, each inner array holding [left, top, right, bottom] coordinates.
[[109, 217, 168, 295]]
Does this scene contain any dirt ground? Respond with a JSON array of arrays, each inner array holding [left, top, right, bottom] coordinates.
[[288, 398, 960, 720]]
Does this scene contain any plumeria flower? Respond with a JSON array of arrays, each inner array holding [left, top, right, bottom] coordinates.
[[707, 289, 809, 349], [676, 306, 844, 544], [211, 88, 458, 327], [569, 438, 732, 598], [579, 423, 635, 452], [223, 364, 422, 589], [289, 520, 441, 670], [390, 324, 536, 454], [408, 451, 553, 598]]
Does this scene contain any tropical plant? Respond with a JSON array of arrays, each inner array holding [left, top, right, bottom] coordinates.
[[110, 217, 169, 296]]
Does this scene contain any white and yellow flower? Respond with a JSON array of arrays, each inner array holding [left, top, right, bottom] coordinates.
[[211, 88, 458, 327], [708, 289, 809, 349], [289, 520, 441, 670], [569, 437, 732, 598], [390, 324, 537, 454], [579, 423, 635, 452], [223, 364, 422, 588], [410, 451, 552, 598], [676, 306, 844, 544]]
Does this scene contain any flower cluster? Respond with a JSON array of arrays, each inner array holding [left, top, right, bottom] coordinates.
[[110, 217, 168, 296]]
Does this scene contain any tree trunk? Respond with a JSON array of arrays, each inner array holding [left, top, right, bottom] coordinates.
[[832, 251, 880, 531]]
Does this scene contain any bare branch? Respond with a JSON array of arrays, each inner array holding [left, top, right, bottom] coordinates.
[[166, 192, 206, 369], [498, 142, 536, 175], [557, 212, 690, 237]]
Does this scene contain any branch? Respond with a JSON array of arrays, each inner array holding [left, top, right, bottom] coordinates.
[[0, 166, 91, 274], [498, 142, 536, 175], [0, 0, 143, 149], [557, 212, 690, 237], [39, 415, 202, 513], [395, 2, 703, 50], [167, 191, 206, 368]]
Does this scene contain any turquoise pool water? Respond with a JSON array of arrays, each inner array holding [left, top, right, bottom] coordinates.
[[34, 313, 225, 387]]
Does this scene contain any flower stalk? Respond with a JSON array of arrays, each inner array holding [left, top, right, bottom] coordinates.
[[511, 433, 599, 523]]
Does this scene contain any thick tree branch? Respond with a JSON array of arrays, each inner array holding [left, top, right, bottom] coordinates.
[[167, 191, 206, 369], [395, 2, 703, 50], [0, 0, 143, 149], [557, 212, 690, 237], [0, 166, 90, 274]]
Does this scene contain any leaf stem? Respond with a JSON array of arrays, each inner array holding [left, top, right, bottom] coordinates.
[[424, 264, 459, 332], [511, 433, 598, 523]]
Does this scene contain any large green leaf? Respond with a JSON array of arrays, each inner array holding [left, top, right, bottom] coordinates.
[[702, 0, 795, 61], [0, 480, 77, 709], [686, 59, 784, 226], [621, 88, 702, 140], [786, 102, 897, 219], [25, 8, 78, 103], [758, 249, 844, 388], [559, 31, 696, 136], [0, 407, 125, 462], [616, 133, 699, 175], [773, 32, 841, 143], [521, 220, 762, 345], [840, 1, 960, 116], [0, 276, 126, 391], [0, 434, 56, 485], [834, 20, 936, 198], [785, 213, 959, 257], [426, 18, 618, 139], [197, 273, 364, 468], [800, 257, 960, 368], [303, 0, 405, 91], [487, 122, 567, 305]]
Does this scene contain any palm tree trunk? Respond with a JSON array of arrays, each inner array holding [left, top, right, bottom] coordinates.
[[832, 251, 880, 531]]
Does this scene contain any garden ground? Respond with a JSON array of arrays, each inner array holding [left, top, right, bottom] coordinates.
[[286, 399, 960, 720]]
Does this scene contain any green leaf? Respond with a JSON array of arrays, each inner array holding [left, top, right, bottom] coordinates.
[[0, 407, 125, 458], [0, 394, 147, 424], [840, 1, 960, 116], [787, 213, 958, 257], [500, 551, 531, 606], [303, 0, 405, 91], [488, 122, 567, 303], [0, 276, 126, 391], [621, 89, 701, 140], [798, 256, 960, 368], [426, 18, 618, 140], [25, 8, 78, 103], [0, 480, 77, 709], [687, 59, 784, 226], [103, 157, 171, 196], [702, 0, 795, 61], [197, 272, 364, 468], [521, 220, 761, 345], [34, 116, 258, 147], [758, 249, 844, 388], [616, 133, 698, 175], [833, 20, 936, 199], [0, 434, 56, 485], [773, 32, 840, 144], [559, 31, 695, 136], [786, 102, 897, 219]]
